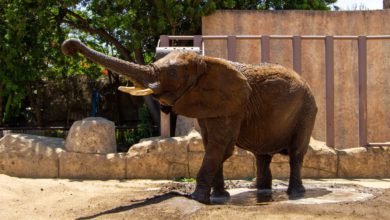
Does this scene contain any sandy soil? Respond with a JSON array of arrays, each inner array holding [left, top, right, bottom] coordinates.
[[0, 174, 389, 220]]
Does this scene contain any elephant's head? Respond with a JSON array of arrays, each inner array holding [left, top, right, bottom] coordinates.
[[61, 39, 251, 118]]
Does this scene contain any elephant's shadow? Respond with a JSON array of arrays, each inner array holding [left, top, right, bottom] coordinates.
[[76, 188, 331, 219]]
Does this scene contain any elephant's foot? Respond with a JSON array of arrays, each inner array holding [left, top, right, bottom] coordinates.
[[211, 188, 230, 198], [191, 187, 211, 204], [210, 188, 230, 204], [257, 187, 272, 195], [287, 184, 305, 199], [256, 181, 272, 190]]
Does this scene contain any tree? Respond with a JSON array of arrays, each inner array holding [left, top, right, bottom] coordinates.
[[0, 0, 337, 127], [0, 0, 61, 126], [214, 0, 337, 10], [0, 0, 103, 126]]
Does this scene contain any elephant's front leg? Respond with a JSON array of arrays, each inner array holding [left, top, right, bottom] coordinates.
[[211, 145, 234, 199], [191, 116, 241, 204]]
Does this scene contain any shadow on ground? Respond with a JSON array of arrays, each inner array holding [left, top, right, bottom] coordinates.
[[76, 187, 333, 219], [76, 191, 190, 220]]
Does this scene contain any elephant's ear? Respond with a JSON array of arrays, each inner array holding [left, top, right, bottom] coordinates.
[[173, 58, 252, 118]]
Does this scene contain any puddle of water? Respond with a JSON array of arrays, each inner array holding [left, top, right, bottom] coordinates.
[[211, 186, 373, 205]]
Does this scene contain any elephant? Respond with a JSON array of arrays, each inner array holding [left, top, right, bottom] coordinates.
[[61, 39, 317, 204]]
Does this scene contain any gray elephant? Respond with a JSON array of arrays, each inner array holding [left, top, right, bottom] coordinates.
[[61, 39, 317, 204]]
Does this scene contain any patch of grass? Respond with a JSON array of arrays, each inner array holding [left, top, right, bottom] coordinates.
[[174, 177, 196, 183], [44, 129, 67, 138], [244, 176, 255, 181]]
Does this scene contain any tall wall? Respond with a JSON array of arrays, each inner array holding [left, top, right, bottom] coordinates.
[[202, 10, 390, 149]]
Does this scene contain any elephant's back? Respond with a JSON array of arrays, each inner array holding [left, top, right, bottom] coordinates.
[[236, 62, 314, 154]]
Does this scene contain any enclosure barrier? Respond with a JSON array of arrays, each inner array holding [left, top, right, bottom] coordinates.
[[158, 35, 390, 148]]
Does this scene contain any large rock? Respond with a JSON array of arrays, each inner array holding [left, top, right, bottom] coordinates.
[[0, 134, 64, 178], [65, 117, 116, 154]]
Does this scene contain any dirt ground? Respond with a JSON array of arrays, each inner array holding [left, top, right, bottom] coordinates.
[[0, 174, 389, 220]]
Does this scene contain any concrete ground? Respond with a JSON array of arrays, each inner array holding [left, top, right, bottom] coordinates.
[[0, 174, 389, 220]]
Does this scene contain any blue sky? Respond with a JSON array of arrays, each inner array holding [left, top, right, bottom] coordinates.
[[333, 0, 383, 10]]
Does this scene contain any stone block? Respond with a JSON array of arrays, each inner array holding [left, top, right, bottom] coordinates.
[[0, 134, 64, 178], [338, 146, 390, 178], [224, 154, 255, 179], [188, 152, 204, 177], [127, 154, 170, 179], [269, 138, 338, 178], [159, 137, 189, 164], [270, 162, 290, 178], [65, 117, 116, 154], [126, 153, 188, 179], [127, 136, 189, 179], [303, 138, 338, 178], [270, 152, 289, 178], [188, 131, 204, 152], [59, 152, 126, 179], [188, 150, 256, 179]]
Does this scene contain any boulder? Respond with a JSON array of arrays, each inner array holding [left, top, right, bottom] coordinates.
[[65, 117, 116, 154], [0, 134, 64, 178]]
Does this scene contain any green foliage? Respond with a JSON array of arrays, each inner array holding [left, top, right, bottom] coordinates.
[[0, 0, 105, 125], [174, 177, 196, 183], [215, 0, 337, 10], [244, 176, 255, 181], [0, 0, 337, 127], [44, 129, 67, 139]]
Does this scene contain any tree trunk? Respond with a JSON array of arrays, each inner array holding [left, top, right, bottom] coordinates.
[[385, 0, 390, 9]]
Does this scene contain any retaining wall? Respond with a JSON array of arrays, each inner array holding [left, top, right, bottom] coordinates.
[[0, 133, 388, 179]]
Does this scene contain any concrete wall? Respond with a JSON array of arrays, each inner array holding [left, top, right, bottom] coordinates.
[[202, 10, 390, 149]]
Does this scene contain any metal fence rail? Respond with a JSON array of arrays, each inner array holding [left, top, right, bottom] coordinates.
[[0, 125, 139, 138], [158, 34, 390, 148]]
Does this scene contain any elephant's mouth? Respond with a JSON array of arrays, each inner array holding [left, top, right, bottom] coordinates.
[[118, 86, 154, 96]]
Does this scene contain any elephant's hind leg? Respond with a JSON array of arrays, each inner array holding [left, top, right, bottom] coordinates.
[[287, 104, 317, 196], [255, 154, 273, 192]]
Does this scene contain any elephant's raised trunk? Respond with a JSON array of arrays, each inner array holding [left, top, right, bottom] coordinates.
[[61, 39, 155, 89]]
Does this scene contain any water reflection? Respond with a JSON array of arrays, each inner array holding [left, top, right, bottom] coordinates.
[[211, 188, 331, 206]]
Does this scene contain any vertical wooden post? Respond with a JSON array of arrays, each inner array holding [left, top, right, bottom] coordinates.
[[292, 36, 302, 74], [227, 36, 236, 61], [325, 36, 335, 148], [160, 35, 169, 47], [358, 36, 368, 147], [159, 36, 170, 138], [261, 35, 270, 63], [194, 35, 202, 48]]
